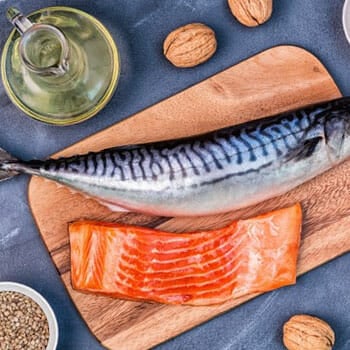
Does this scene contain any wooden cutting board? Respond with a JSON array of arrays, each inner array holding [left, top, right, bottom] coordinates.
[[28, 45, 350, 350]]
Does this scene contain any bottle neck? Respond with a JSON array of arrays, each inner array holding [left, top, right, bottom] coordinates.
[[8, 7, 70, 77]]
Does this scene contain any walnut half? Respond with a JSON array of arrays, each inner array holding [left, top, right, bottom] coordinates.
[[283, 314, 335, 350]]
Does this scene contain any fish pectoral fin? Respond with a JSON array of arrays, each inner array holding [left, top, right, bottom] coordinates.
[[325, 118, 345, 159], [284, 136, 323, 163]]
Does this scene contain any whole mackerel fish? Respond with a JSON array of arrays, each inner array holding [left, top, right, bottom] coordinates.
[[1, 98, 350, 216]]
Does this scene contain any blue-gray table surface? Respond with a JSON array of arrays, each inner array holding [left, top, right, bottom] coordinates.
[[0, 0, 349, 349]]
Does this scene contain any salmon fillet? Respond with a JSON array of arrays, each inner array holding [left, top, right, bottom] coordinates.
[[69, 204, 302, 305]]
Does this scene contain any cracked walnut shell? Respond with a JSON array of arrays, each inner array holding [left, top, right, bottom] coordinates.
[[283, 314, 335, 350], [228, 0, 273, 27], [163, 23, 217, 68]]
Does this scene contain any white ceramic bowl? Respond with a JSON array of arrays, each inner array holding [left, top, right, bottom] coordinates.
[[0, 281, 58, 350], [343, 0, 350, 43]]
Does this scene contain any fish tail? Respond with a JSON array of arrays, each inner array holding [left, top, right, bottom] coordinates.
[[0, 147, 20, 182]]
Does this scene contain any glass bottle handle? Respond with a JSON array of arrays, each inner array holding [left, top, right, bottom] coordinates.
[[7, 7, 70, 76], [7, 7, 33, 34]]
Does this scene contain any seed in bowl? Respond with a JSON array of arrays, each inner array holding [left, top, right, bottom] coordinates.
[[0, 291, 49, 350]]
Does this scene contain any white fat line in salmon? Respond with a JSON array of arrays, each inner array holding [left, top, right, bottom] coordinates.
[[116, 260, 245, 293], [116, 252, 245, 286], [123, 229, 242, 256], [118, 239, 247, 276]]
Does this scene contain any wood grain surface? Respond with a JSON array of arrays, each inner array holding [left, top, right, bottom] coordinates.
[[28, 46, 349, 350]]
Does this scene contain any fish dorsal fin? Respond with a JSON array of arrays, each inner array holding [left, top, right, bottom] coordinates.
[[284, 136, 323, 163]]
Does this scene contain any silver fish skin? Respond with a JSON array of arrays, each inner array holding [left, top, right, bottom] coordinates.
[[1, 97, 350, 217]]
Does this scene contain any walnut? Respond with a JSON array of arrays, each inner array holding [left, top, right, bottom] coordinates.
[[283, 314, 335, 350], [228, 0, 273, 27], [163, 23, 217, 68]]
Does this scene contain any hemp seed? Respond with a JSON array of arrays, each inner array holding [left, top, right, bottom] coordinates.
[[0, 291, 49, 350]]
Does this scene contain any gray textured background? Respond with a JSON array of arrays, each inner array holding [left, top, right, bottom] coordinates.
[[0, 0, 349, 349]]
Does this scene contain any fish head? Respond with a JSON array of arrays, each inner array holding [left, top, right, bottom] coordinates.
[[324, 101, 350, 162]]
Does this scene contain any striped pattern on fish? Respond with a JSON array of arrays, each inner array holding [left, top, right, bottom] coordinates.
[[69, 204, 302, 305], [1, 97, 350, 216]]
